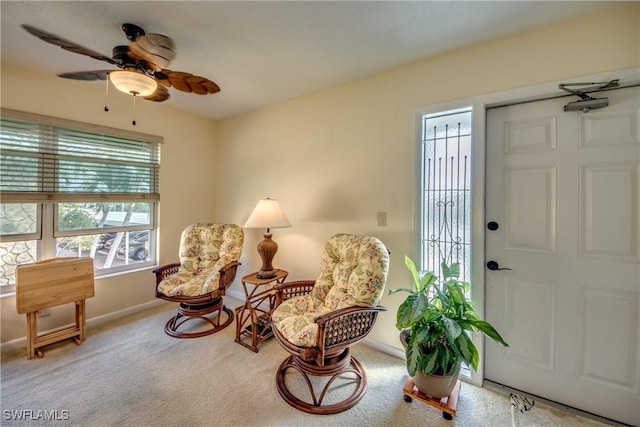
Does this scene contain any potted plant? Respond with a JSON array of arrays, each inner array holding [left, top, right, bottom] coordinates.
[[389, 256, 509, 398]]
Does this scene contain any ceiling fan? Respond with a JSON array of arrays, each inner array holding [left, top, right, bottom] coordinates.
[[22, 23, 220, 103]]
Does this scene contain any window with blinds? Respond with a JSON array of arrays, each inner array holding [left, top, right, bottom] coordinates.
[[0, 109, 161, 290], [0, 116, 160, 202]]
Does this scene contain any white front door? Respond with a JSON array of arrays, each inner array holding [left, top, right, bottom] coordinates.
[[484, 87, 640, 426]]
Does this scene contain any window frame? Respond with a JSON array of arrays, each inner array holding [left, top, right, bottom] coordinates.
[[418, 106, 473, 281], [0, 203, 42, 242], [0, 108, 162, 294], [414, 102, 488, 386]]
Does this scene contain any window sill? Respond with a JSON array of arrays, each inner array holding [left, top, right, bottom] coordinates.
[[0, 263, 159, 298]]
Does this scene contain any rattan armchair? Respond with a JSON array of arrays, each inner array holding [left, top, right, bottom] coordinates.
[[153, 223, 243, 338], [271, 234, 389, 414]]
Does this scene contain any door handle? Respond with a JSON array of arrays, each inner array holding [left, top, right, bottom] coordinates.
[[487, 221, 499, 231], [487, 260, 512, 271]]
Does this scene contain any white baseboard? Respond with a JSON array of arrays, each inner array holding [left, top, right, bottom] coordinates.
[[1, 299, 170, 355], [87, 299, 171, 328], [363, 337, 405, 360], [226, 288, 245, 302]]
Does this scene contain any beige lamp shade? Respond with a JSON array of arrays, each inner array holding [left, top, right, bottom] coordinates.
[[243, 198, 291, 230], [244, 198, 291, 279]]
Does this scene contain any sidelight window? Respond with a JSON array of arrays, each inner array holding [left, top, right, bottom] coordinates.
[[420, 107, 472, 281]]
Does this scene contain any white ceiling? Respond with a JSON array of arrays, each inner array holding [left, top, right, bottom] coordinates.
[[0, 1, 625, 121]]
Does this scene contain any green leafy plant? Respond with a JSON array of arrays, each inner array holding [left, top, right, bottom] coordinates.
[[389, 256, 508, 376]]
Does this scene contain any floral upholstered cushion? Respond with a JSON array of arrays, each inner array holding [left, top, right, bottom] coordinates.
[[157, 224, 244, 297], [272, 233, 389, 347]]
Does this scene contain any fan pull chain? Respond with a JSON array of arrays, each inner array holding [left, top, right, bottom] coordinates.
[[104, 74, 110, 112], [132, 94, 137, 126]]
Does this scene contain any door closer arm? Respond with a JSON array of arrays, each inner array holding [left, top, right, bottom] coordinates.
[[559, 79, 619, 112]]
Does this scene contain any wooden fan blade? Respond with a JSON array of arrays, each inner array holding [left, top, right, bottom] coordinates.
[[161, 70, 221, 94], [22, 25, 116, 65], [164, 71, 191, 92], [156, 77, 171, 88], [58, 70, 112, 81], [201, 80, 221, 94], [144, 85, 170, 102], [128, 33, 176, 71]]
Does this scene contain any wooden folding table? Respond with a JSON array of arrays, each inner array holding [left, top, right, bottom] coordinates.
[[16, 257, 94, 359]]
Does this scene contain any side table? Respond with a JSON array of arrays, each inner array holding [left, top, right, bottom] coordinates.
[[235, 269, 288, 352]]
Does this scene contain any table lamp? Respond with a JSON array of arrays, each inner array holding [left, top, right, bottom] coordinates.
[[243, 198, 291, 279]]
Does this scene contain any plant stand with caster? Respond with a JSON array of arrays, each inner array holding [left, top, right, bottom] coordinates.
[[402, 377, 461, 420]]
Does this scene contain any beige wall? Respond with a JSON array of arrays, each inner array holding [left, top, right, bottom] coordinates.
[[0, 62, 218, 343], [1, 4, 638, 347], [214, 4, 640, 349]]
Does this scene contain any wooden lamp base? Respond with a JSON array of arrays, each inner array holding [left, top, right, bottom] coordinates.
[[256, 231, 278, 279]]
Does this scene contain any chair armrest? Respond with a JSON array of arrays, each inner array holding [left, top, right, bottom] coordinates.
[[273, 280, 315, 306], [152, 263, 180, 285], [218, 261, 241, 291], [316, 305, 387, 350]]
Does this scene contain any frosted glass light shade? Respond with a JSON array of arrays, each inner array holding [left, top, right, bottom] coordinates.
[[244, 198, 291, 229], [109, 70, 158, 96]]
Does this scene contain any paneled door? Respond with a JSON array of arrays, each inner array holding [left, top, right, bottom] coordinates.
[[484, 87, 639, 425]]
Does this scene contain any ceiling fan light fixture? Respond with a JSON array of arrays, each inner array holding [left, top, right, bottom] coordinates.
[[109, 70, 157, 97]]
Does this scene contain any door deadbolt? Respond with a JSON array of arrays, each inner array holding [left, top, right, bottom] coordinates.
[[487, 221, 499, 231]]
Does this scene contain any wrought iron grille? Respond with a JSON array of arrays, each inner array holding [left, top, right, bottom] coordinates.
[[421, 108, 472, 281]]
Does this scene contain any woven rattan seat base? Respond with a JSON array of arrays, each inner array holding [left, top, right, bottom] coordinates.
[[275, 348, 367, 415], [164, 296, 234, 338]]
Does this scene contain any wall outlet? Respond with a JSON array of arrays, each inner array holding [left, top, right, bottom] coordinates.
[[38, 308, 51, 317], [376, 211, 387, 227]]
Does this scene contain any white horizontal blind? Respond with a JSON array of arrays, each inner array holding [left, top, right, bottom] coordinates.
[[0, 112, 160, 203]]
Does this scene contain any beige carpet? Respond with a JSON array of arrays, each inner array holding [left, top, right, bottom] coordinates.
[[1, 297, 610, 427]]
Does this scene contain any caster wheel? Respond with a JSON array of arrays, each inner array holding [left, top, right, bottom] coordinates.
[[403, 394, 412, 402], [443, 412, 453, 420]]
